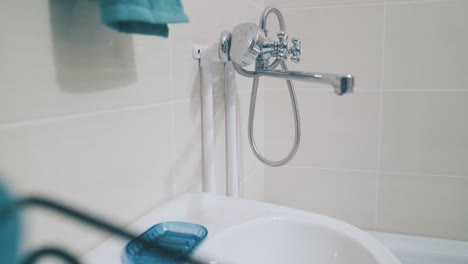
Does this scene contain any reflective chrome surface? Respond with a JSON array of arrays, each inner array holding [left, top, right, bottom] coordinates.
[[226, 20, 354, 95], [221, 7, 355, 167], [245, 8, 302, 167], [233, 64, 354, 95], [218, 31, 231, 63], [230, 23, 264, 66], [259, 70, 354, 95]]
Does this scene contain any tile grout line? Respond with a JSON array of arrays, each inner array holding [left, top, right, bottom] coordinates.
[[278, 2, 385, 10], [264, 88, 468, 92], [387, 0, 449, 5], [240, 162, 264, 185], [4, 79, 462, 131], [0, 97, 203, 131], [247, 0, 263, 10], [282, 165, 468, 179], [380, 170, 468, 180], [169, 33, 177, 195], [374, 0, 388, 231], [285, 165, 379, 174], [0, 101, 175, 130], [270, 0, 446, 10]]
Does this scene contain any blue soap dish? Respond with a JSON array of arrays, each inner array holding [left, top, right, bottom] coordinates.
[[122, 221, 208, 264]]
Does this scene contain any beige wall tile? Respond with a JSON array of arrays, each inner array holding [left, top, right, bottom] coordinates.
[[261, 0, 468, 242], [237, 90, 265, 182], [237, 72, 256, 93], [0, 1, 172, 122], [0, 105, 174, 254], [377, 172, 468, 241], [240, 166, 265, 202], [170, 0, 262, 100], [214, 94, 228, 195], [266, 0, 384, 8], [265, 167, 377, 229], [261, 4, 384, 92], [0, 0, 268, 256], [381, 91, 468, 176], [249, 0, 265, 9], [265, 90, 380, 170], [173, 100, 203, 194], [386, 0, 422, 2], [384, 0, 468, 90]]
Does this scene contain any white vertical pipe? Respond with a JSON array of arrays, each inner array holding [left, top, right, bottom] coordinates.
[[200, 51, 216, 193], [225, 63, 239, 197]]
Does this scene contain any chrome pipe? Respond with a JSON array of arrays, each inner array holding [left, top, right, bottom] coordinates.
[[233, 63, 354, 95], [257, 69, 354, 95]]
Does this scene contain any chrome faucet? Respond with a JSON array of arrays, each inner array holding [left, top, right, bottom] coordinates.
[[218, 22, 354, 95], [218, 7, 354, 167]]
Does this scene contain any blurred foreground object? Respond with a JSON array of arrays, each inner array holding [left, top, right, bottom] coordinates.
[[0, 182, 205, 264], [0, 183, 20, 264]]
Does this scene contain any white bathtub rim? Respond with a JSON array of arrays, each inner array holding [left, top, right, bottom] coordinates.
[[369, 231, 468, 258]]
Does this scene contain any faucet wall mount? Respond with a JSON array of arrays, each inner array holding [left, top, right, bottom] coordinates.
[[220, 23, 302, 67]]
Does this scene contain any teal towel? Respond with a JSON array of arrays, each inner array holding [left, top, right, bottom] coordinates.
[[99, 0, 189, 37]]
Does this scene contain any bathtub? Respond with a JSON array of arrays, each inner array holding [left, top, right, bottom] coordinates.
[[83, 193, 468, 264], [369, 231, 468, 264]]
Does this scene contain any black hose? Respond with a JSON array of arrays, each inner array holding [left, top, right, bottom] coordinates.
[[17, 197, 137, 241], [0, 196, 205, 264], [22, 247, 80, 264]]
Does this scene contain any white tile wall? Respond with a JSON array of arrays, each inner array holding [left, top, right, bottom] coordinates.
[[0, 0, 265, 256], [0, 0, 172, 123], [5, 0, 466, 256], [266, 167, 377, 229], [240, 165, 265, 201], [263, 0, 468, 241], [0, 105, 174, 253], [173, 99, 203, 195], [265, 89, 381, 170], [383, 0, 468, 91], [377, 172, 468, 241], [381, 91, 468, 176], [237, 89, 265, 183], [265, 4, 385, 92], [266, 0, 384, 8]]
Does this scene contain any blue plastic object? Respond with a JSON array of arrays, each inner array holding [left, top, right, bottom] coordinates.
[[99, 0, 189, 37], [0, 182, 19, 264], [123, 222, 208, 264]]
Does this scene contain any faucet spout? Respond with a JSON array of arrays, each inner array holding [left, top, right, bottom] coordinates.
[[257, 69, 354, 95], [232, 63, 354, 95]]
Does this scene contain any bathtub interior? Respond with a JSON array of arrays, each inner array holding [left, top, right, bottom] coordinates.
[[369, 231, 468, 264]]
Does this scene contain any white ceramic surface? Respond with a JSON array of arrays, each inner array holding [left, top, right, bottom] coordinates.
[[370, 231, 468, 264], [83, 193, 400, 264]]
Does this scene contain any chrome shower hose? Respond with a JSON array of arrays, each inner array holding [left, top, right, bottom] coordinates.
[[248, 7, 301, 167]]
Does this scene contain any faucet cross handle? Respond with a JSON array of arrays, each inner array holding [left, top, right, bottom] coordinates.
[[289, 37, 301, 63], [276, 31, 289, 59]]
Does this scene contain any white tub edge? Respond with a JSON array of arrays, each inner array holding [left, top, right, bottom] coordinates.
[[368, 231, 468, 258]]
